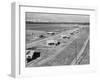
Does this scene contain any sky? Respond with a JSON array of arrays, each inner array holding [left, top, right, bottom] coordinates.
[[26, 12, 90, 23]]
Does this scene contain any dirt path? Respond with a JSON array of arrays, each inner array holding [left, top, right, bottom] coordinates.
[[71, 37, 89, 65]]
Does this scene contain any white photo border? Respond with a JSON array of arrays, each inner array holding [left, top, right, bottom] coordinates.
[[12, 2, 97, 77]]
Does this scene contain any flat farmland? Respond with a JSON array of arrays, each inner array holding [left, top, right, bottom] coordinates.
[[26, 23, 79, 31], [25, 24, 89, 67], [26, 24, 79, 44]]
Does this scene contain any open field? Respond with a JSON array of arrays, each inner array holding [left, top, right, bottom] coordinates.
[[26, 24, 79, 43], [25, 23, 89, 67]]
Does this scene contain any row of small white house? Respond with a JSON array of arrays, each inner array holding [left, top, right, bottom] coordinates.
[[46, 34, 70, 46], [46, 29, 80, 46]]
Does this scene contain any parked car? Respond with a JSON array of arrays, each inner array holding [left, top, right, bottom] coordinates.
[[70, 32, 74, 35], [61, 35, 70, 39], [39, 35, 46, 38]]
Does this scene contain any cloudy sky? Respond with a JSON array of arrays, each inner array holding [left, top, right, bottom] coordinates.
[[26, 12, 89, 23]]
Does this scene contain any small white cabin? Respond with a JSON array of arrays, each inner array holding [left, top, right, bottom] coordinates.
[[46, 39, 58, 46], [26, 50, 35, 59], [47, 32, 54, 34]]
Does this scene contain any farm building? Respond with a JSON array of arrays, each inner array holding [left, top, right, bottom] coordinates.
[[46, 39, 60, 46]]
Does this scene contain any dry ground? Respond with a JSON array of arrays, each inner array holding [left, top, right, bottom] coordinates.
[[26, 26, 89, 67]]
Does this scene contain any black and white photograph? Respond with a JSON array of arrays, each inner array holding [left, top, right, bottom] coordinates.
[[25, 12, 90, 67]]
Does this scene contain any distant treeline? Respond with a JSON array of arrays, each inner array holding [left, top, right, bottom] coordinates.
[[26, 21, 90, 25]]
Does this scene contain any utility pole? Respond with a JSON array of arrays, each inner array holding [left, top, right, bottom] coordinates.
[[75, 40, 77, 64]]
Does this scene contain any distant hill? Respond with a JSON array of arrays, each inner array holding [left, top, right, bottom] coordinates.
[[26, 21, 90, 25]]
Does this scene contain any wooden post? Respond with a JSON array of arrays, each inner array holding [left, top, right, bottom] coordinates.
[[75, 40, 77, 64]]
